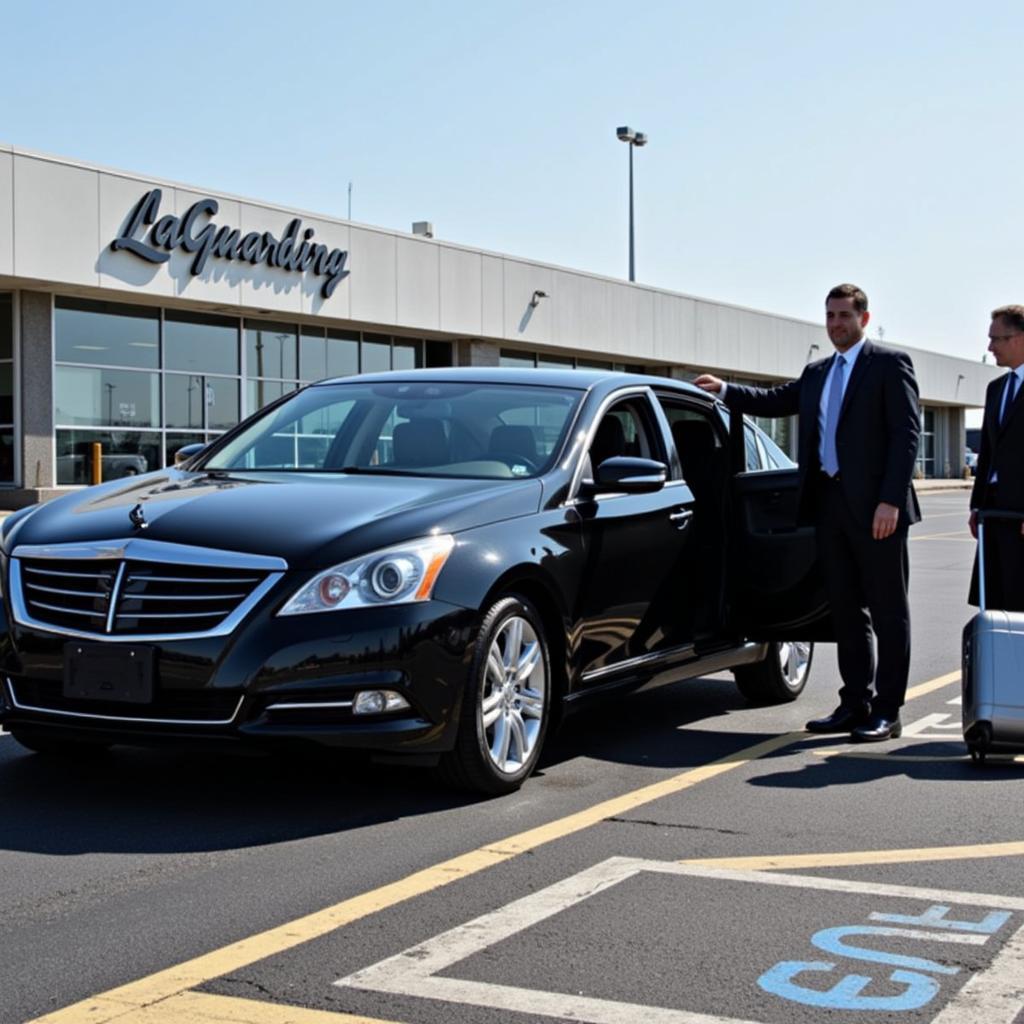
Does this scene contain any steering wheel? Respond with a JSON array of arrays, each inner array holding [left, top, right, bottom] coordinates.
[[493, 453, 539, 474]]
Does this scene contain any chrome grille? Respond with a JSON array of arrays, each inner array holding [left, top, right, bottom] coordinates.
[[113, 562, 265, 635], [21, 559, 116, 633], [11, 539, 288, 641]]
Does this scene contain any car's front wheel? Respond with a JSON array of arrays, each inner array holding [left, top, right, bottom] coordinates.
[[441, 596, 551, 796], [734, 641, 813, 704]]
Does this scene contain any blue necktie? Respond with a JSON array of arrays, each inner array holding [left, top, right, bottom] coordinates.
[[821, 355, 846, 477], [1001, 373, 1018, 425]]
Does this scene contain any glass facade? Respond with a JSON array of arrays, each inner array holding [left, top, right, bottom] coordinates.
[[917, 406, 935, 478], [52, 298, 452, 485], [0, 294, 13, 483]]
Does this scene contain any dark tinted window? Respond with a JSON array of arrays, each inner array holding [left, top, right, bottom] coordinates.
[[0, 293, 12, 360]]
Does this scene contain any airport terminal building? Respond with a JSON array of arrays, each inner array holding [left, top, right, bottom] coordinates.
[[0, 144, 998, 507]]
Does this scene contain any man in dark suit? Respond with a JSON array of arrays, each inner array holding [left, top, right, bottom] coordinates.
[[695, 283, 921, 741], [968, 305, 1024, 611]]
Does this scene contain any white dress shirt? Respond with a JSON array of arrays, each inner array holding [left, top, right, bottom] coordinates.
[[817, 338, 866, 466]]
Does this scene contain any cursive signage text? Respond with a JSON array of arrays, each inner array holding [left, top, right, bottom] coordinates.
[[111, 189, 349, 298]]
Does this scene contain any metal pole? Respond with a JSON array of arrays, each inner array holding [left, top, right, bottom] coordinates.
[[628, 143, 635, 282]]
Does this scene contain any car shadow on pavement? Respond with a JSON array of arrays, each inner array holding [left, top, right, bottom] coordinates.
[[0, 674, 791, 857], [0, 736, 479, 857], [538, 673, 780, 772], [747, 738, 1024, 788]]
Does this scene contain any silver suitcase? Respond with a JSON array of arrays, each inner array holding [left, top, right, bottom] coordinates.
[[962, 511, 1024, 763]]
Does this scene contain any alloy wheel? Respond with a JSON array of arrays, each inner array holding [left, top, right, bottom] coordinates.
[[778, 640, 812, 690], [479, 614, 547, 775]]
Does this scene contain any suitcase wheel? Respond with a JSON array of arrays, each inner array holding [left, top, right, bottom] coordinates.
[[968, 744, 987, 766]]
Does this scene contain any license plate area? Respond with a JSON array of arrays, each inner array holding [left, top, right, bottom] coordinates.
[[63, 643, 155, 704]]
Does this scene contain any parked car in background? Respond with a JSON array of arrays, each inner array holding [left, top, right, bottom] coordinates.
[[56, 450, 149, 483], [0, 369, 831, 794]]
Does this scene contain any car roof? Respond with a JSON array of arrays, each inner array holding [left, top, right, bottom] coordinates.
[[311, 365, 710, 400]]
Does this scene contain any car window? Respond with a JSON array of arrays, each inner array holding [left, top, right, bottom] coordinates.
[[584, 397, 661, 478], [757, 428, 794, 469], [204, 381, 583, 479], [743, 424, 761, 472], [658, 402, 723, 485]]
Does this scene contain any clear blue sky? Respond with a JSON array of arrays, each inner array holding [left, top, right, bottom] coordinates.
[[3, 0, 1021, 374]]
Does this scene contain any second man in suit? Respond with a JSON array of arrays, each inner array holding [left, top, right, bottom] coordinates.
[[695, 283, 921, 741], [968, 305, 1024, 611]]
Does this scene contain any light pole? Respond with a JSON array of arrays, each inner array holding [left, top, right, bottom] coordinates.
[[616, 125, 647, 282]]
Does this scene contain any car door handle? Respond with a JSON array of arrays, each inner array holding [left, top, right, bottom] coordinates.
[[669, 508, 693, 529]]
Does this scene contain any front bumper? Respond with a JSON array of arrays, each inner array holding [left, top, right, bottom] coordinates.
[[0, 596, 479, 757]]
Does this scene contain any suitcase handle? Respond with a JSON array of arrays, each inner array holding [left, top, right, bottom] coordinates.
[[975, 510, 1024, 611]]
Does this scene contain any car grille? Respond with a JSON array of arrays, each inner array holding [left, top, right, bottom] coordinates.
[[8, 677, 241, 723], [11, 539, 288, 640], [19, 558, 266, 635]]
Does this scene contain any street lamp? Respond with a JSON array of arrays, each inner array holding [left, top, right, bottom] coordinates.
[[616, 125, 648, 282]]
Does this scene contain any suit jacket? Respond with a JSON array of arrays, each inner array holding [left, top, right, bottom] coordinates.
[[725, 340, 922, 529], [970, 371, 1024, 512]]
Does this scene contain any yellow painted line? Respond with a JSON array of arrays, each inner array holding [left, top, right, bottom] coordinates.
[[30, 668, 962, 1024], [905, 670, 959, 698], [682, 839, 1024, 872], [813, 748, 1024, 764], [29, 731, 801, 1024], [97, 990, 397, 1023]]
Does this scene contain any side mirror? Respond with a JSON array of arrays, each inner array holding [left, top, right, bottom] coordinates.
[[172, 443, 208, 469], [587, 456, 667, 495]]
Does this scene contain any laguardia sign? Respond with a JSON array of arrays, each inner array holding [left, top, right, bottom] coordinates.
[[111, 189, 350, 298]]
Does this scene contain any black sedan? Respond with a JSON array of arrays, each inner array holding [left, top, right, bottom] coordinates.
[[0, 369, 831, 794]]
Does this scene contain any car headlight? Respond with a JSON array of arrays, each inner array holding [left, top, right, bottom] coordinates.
[[278, 534, 455, 616]]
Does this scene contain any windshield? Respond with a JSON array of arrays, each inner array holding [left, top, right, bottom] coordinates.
[[202, 380, 583, 479]]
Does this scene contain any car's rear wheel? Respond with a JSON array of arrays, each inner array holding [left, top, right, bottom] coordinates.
[[441, 596, 550, 796], [8, 727, 111, 758], [734, 641, 813, 704]]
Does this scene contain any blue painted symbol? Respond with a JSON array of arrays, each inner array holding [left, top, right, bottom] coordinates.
[[758, 961, 939, 1011], [811, 925, 963, 975]]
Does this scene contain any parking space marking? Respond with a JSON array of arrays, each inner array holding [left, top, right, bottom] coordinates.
[[813, 749, 1024, 764], [336, 856, 1024, 1024], [903, 713, 964, 739], [680, 840, 1024, 872], [28, 669, 962, 1024], [28, 731, 805, 1024]]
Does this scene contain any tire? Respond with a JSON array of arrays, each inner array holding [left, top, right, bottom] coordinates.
[[734, 641, 813, 705], [8, 728, 111, 758], [440, 596, 551, 796]]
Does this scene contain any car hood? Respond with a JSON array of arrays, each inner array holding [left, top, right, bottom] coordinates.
[[4, 470, 544, 569]]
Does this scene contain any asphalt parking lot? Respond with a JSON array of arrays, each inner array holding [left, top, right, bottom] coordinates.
[[5, 489, 1023, 1024]]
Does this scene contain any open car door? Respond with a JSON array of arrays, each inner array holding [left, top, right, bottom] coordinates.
[[726, 409, 835, 642]]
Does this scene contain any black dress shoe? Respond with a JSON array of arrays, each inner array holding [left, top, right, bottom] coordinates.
[[851, 714, 902, 743], [805, 704, 871, 734]]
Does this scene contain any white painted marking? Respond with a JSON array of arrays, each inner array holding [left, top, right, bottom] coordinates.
[[336, 856, 1024, 1024], [929, 920, 1024, 1024], [904, 712, 964, 738], [948, 695, 963, 706]]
